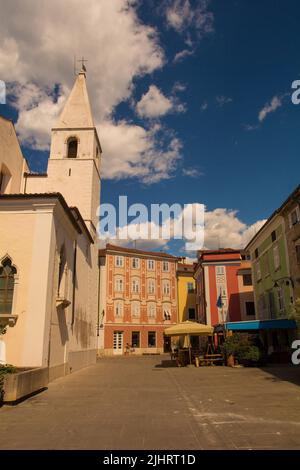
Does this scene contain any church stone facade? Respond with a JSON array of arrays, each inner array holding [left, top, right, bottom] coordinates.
[[0, 69, 101, 381]]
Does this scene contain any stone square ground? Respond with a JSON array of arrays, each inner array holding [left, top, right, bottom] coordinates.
[[0, 355, 300, 449]]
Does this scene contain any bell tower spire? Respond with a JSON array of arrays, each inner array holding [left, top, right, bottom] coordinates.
[[43, 68, 101, 237]]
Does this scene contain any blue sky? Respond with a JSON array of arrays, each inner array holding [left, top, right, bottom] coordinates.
[[1, 0, 300, 257]]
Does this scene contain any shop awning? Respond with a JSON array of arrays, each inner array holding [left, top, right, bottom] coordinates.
[[224, 319, 297, 331]]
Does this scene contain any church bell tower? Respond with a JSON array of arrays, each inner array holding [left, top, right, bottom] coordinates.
[[45, 66, 101, 236]]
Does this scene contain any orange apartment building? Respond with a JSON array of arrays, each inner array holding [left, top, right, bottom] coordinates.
[[98, 244, 179, 355]]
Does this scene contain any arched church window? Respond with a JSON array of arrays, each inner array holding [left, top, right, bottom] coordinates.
[[67, 138, 78, 158], [0, 257, 17, 315]]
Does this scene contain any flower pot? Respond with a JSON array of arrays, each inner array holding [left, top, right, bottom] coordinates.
[[227, 354, 235, 367]]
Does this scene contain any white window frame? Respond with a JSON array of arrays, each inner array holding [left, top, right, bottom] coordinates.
[[132, 278, 139, 294], [216, 266, 225, 275], [163, 280, 170, 295], [148, 303, 156, 318], [115, 278, 124, 292], [115, 301, 123, 318], [148, 259, 155, 270], [131, 302, 140, 318], [148, 279, 155, 294], [163, 308, 171, 320], [132, 258, 140, 269], [115, 256, 124, 267], [162, 261, 169, 272]]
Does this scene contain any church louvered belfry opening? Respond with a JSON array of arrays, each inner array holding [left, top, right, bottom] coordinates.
[[67, 137, 78, 158]]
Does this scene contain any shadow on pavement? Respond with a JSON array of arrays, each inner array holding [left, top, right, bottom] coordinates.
[[154, 359, 177, 368], [259, 364, 300, 387]]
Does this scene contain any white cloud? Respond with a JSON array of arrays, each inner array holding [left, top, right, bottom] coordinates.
[[0, 1, 194, 182], [135, 85, 185, 118], [99, 120, 182, 183], [203, 208, 266, 250], [258, 95, 282, 122], [165, 0, 214, 35], [8, 82, 67, 150], [182, 168, 203, 178], [216, 95, 232, 107], [136, 85, 173, 118], [173, 48, 194, 63], [99, 202, 266, 254], [1, 1, 164, 121]]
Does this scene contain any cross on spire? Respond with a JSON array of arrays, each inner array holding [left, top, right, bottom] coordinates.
[[78, 56, 88, 73]]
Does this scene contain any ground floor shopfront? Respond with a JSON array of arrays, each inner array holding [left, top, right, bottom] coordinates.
[[103, 324, 171, 355], [224, 319, 298, 363]]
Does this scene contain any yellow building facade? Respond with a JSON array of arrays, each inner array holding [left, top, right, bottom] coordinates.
[[177, 263, 197, 322]]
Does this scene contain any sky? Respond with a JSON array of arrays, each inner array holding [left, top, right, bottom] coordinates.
[[0, 0, 300, 259]]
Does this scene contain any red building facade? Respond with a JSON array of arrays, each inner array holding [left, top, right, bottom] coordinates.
[[194, 249, 255, 326], [99, 244, 179, 355]]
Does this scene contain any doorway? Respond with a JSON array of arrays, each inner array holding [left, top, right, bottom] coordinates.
[[113, 331, 123, 355]]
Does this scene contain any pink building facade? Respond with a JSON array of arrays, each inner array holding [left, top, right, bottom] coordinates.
[[99, 245, 179, 355]]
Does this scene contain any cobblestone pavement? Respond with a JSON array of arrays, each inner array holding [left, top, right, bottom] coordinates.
[[0, 356, 300, 449]]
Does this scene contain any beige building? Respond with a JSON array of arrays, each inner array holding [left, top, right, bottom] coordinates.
[[0, 68, 101, 380], [99, 244, 179, 355]]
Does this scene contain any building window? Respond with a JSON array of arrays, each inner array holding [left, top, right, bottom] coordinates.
[[242, 274, 252, 286], [254, 248, 259, 259], [256, 262, 262, 281], [263, 253, 270, 277], [216, 266, 225, 275], [148, 331, 156, 347], [273, 245, 280, 270], [115, 301, 123, 318], [290, 208, 299, 227], [115, 278, 123, 292], [132, 279, 139, 293], [163, 308, 171, 320], [132, 258, 140, 269], [67, 138, 78, 158], [148, 260, 155, 270], [115, 256, 123, 267], [245, 301, 255, 316], [0, 257, 17, 315], [271, 230, 277, 242], [163, 281, 170, 295], [295, 244, 300, 265], [148, 279, 155, 294], [131, 331, 140, 348], [162, 261, 169, 272], [188, 308, 196, 320], [132, 302, 140, 318], [187, 282, 195, 293], [148, 303, 156, 318]]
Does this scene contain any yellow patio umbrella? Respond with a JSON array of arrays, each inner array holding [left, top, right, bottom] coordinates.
[[164, 321, 213, 364]]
